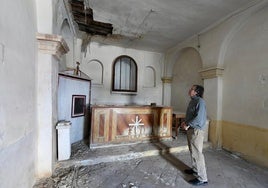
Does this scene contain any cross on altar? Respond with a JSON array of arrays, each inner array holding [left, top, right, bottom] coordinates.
[[129, 116, 144, 137]]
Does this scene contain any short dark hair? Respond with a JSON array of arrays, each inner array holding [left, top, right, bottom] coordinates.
[[193, 85, 204, 98]]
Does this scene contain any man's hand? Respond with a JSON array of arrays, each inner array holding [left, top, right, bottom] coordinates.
[[181, 121, 190, 130]]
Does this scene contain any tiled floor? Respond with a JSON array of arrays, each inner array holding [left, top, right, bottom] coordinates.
[[34, 134, 268, 188]]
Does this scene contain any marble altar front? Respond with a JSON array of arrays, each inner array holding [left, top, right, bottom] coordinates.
[[90, 105, 172, 148]]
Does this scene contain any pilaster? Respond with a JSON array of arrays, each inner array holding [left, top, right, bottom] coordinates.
[[199, 66, 224, 149], [36, 33, 69, 178], [161, 77, 173, 106]]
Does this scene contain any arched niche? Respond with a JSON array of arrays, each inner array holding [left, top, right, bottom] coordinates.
[[80, 59, 104, 85], [143, 66, 156, 88], [60, 19, 74, 71], [170, 47, 203, 111]]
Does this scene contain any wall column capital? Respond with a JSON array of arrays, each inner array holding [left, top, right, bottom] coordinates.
[[161, 77, 173, 83], [199, 66, 224, 79], [36, 33, 69, 59]]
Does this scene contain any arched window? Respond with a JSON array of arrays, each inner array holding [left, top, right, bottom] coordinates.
[[112, 55, 137, 93]]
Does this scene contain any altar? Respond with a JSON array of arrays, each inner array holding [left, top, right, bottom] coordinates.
[[90, 105, 172, 148]]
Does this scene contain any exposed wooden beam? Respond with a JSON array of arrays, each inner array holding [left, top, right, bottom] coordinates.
[[69, 0, 113, 36], [73, 13, 112, 29], [70, 1, 93, 18], [77, 21, 112, 36]]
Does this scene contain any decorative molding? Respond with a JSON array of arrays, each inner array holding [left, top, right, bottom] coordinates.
[[199, 67, 224, 79], [161, 77, 173, 83], [59, 71, 92, 82], [36, 33, 69, 59]]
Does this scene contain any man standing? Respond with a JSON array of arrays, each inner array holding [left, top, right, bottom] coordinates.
[[181, 85, 208, 186]]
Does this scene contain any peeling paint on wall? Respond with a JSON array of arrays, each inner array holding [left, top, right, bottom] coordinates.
[[259, 74, 267, 84], [0, 43, 4, 64], [222, 121, 268, 168], [0, 131, 4, 143], [263, 98, 268, 109]]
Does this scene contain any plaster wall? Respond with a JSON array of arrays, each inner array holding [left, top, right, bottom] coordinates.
[[197, 0, 267, 68], [36, 53, 56, 177], [170, 48, 203, 112], [222, 121, 268, 167], [204, 77, 223, 120], [60, 20, 74, 71], [204, 78, 223, 148], [35, 0, 55, 179], [35, 0, 73, 178], [56, 0, 77, 71], [222, 5, 268, 128], [0, 0, 37, 187], [52, 56, 59, 173], [80, 42, 164, 106], [36, 0, 53, 33], [165, 1, 268, 70], [165, 1, 268, 167], [220, 4, 268, 166], [60, 19, 74, 70]]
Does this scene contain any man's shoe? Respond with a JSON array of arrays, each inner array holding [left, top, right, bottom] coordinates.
[[189, 178, 208, 186], [184, 169, 196, 175]]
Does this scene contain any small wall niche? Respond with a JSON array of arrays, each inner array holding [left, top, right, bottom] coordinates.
[[143, 66, 156, 88]]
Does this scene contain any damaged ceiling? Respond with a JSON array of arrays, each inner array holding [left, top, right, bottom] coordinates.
[[70, 0, 113, 36], [69, 0, 257, 52]]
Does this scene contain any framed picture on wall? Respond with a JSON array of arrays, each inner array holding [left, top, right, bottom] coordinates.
[[71, 95, 86, 118]]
